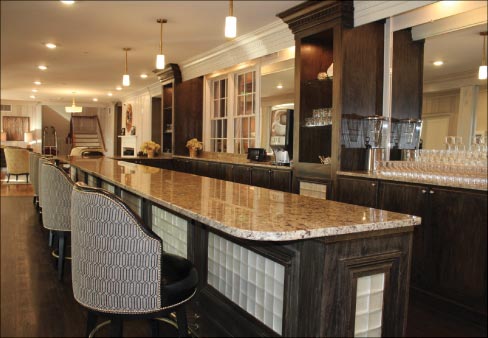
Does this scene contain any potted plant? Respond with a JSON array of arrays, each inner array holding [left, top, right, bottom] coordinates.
[[140, 141, 161, 158], [186, 138, 203, 157]]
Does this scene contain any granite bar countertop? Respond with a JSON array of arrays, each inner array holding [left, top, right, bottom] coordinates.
[[172, 155, 293, 170], [337, 170, 487, 192], [59, 156, 420, 241]]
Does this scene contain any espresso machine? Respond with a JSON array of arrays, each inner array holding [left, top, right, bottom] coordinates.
[[270, 108, 293, 165], [362, 116, 387, 171]]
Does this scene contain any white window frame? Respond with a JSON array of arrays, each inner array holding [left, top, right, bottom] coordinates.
[[204, 65, 261, 154]]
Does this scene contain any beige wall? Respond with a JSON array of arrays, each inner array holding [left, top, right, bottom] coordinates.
[[475, 86, 487, 137]]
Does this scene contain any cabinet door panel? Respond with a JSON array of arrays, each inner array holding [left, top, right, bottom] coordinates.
[[221, 163, 234, 182], [208, 162, 222, 179], [336, 177, 378, 208], [233, 166, 251, 185], [195, 161, 209, 177], [270, 170, 292, 192], [430, 188, 487, 314], [251, 168, 271, 189], [378, 182, 430, 288]]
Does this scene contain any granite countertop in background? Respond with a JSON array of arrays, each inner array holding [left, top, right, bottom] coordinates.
[[59, 156, 420, 241], [337, 170, 487, 192]]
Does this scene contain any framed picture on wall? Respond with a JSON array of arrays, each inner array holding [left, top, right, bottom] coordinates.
[[2, 116, 29, 141]]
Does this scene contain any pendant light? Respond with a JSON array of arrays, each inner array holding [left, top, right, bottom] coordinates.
[[479, 31, 487, 80], [122, 48, 131, 86], [156, 19, 167, 70], [65, 92, 82, 113], [225, 0, 237, 39]]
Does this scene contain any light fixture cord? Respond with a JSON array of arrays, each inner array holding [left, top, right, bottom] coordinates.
[[229, 0, 233, 16], [483, 33, 487, 65], [125, 49, 128, 73], [160, 20, 163, 54]]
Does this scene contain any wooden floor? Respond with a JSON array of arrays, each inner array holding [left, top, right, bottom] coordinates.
[[0, 178, 486, 337]]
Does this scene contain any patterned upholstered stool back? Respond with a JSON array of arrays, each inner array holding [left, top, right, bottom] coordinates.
[[29, 152, 41, 196], [71, 183, 163, 314], [41, 162, 74, 231], [38, 158, 50, 208]]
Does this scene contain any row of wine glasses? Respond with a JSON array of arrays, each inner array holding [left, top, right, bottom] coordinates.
[[444, 135, 487, 152], [376, 160, 487, 189]]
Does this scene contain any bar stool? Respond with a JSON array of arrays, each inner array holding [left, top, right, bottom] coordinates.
[[71, 183, 198, 337], [41, 162, 74, 281], [29, 152, 41, 207]]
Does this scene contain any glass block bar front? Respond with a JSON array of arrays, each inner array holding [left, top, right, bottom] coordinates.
[[354, 273, 385, 337], [207, 233, 285, 335], [101, 181, 115, 193], [87, 174, 98, 187], [120, 189, 142, 216], [151, 206, 188, 258]]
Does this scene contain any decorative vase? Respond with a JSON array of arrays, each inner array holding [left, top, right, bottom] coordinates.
[[189, 148, 197, 158], [147, 150, 154, 158]]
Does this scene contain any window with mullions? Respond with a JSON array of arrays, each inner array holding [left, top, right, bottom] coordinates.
[[210, 78, 228, 152], [234, 71, 256, 154]]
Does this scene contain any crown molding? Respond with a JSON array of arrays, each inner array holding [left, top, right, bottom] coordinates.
[[121, 81, 162, 101], [179, 20, 294, 81]]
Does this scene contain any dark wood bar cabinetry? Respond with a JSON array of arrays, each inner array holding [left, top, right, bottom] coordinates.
[[154, 63, 181, 154], [171, 157, 292, 193], [336, 175, 487, 322]]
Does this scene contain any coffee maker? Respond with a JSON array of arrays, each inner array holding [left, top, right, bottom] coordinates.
[[270, 108, 293, 166], [362, 116, 387, 171]]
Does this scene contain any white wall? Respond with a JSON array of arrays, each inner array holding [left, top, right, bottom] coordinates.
[[122, 92, 152, 154], [475, 86, 487, 137]]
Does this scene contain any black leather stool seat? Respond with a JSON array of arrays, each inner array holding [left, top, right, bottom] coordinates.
[[162, 253, 198, 306]]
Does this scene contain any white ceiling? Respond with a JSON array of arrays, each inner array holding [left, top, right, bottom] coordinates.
[[423, 23, 488, 83], [0, 0, 301, 104]]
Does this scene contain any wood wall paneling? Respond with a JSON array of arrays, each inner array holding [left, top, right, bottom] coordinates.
[[2, 116, 29, 141], [392, 29, 424, 120], [174, 77, 203, 156], [342, 22, 384, 117], [151, 97, 162, 146]]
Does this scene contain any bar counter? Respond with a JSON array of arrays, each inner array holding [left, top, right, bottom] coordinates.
[[60, 156, 418, 240], [59, 156, 420, 337]]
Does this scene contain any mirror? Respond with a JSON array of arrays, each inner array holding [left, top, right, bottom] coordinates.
[[260, 58, 295, 152], [419, 23, 487, 149]]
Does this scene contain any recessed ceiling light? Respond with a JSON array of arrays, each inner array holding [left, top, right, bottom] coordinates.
[[93, 98, 98, 102], [61, 1, 75, 4], [34, 81, 42, 85], [30, 95, 36, 99], [32, 89, 38, 93], [38, 65, 48, 70], [433, 60, 444, 66], [276, 84, 283, 89], [107, 92, 113, 97], [45, 43, 57, 49], [140, 74, 148, 79], [116, 86, 122, 91]]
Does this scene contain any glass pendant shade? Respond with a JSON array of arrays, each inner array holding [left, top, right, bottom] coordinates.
[[156, 54, 165, 70], [225, 16, 237, 38], [479, 65, 487, 80], [122, 74, 130, 86]]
